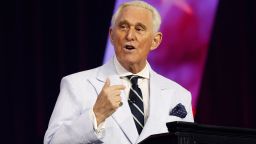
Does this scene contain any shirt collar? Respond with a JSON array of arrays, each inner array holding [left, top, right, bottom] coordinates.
[[113, 55, 150, 79]]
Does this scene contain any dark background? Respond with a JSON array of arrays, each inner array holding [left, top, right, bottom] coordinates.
[[1, 0, 256, 143]]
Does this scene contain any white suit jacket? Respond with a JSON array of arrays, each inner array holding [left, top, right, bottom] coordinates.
[[44, 58, 194, 144]]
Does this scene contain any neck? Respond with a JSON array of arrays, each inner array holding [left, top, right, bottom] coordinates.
[[120, 61, 146, 74]]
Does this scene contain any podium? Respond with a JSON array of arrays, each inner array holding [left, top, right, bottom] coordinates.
[[139, 121, 256, 144]]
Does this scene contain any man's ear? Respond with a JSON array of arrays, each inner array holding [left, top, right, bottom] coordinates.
[[109, 28, 114, 43], [151, 32, 163, 50]]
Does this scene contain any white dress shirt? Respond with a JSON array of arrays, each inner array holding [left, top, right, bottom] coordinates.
[[90, 56, 150, 135], [113, 56, 150, 122]]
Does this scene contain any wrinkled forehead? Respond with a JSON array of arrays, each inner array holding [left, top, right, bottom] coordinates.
[[115, 6, 154, 28]]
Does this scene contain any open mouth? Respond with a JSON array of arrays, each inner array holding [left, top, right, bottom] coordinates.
[[124, 45, 135, 50]]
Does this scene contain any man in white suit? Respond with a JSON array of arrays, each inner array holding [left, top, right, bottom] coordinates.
[[44, 1, 194, 144]]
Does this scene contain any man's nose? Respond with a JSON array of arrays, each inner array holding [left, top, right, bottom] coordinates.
[[126, 28, 136, 41]]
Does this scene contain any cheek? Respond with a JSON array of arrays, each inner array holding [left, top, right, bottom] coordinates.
[[114, 36, 124, 48], [139, 40, 154, 53], [139, 35, 154, 46]]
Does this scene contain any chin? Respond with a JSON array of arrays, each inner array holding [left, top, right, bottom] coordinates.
[[122, 56, 138, 63]]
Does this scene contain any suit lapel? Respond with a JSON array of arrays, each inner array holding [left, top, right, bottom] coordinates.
[[109, 75, 139, 144], [88, 59, 138, 144], [137, 70, 170, 143]]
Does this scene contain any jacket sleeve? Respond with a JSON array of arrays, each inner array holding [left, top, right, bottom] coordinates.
[[44, 77, 104, 144]]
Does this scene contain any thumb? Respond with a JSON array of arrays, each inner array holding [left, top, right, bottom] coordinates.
[[103, 78, 110, 88]]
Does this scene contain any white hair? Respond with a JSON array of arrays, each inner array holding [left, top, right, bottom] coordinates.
[[111, 0, 162, 32]]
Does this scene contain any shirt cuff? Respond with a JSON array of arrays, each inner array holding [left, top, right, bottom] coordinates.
[[89, 109, 106, 137]]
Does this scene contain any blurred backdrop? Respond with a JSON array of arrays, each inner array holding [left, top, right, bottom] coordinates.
[[1, 0, 256, 143]]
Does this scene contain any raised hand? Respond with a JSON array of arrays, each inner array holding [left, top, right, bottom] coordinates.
[[93, 78, 125, 125]]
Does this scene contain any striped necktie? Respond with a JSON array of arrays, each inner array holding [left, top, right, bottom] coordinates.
[[127, 75, 144, 134]]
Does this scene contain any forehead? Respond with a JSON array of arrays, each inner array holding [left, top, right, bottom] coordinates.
[[116, 6, 153, 27]]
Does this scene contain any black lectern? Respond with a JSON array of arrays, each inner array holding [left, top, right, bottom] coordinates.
[[139, 121, 256, 144]]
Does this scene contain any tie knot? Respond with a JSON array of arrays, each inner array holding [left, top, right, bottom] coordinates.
[[126, 75, 141, 86]]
